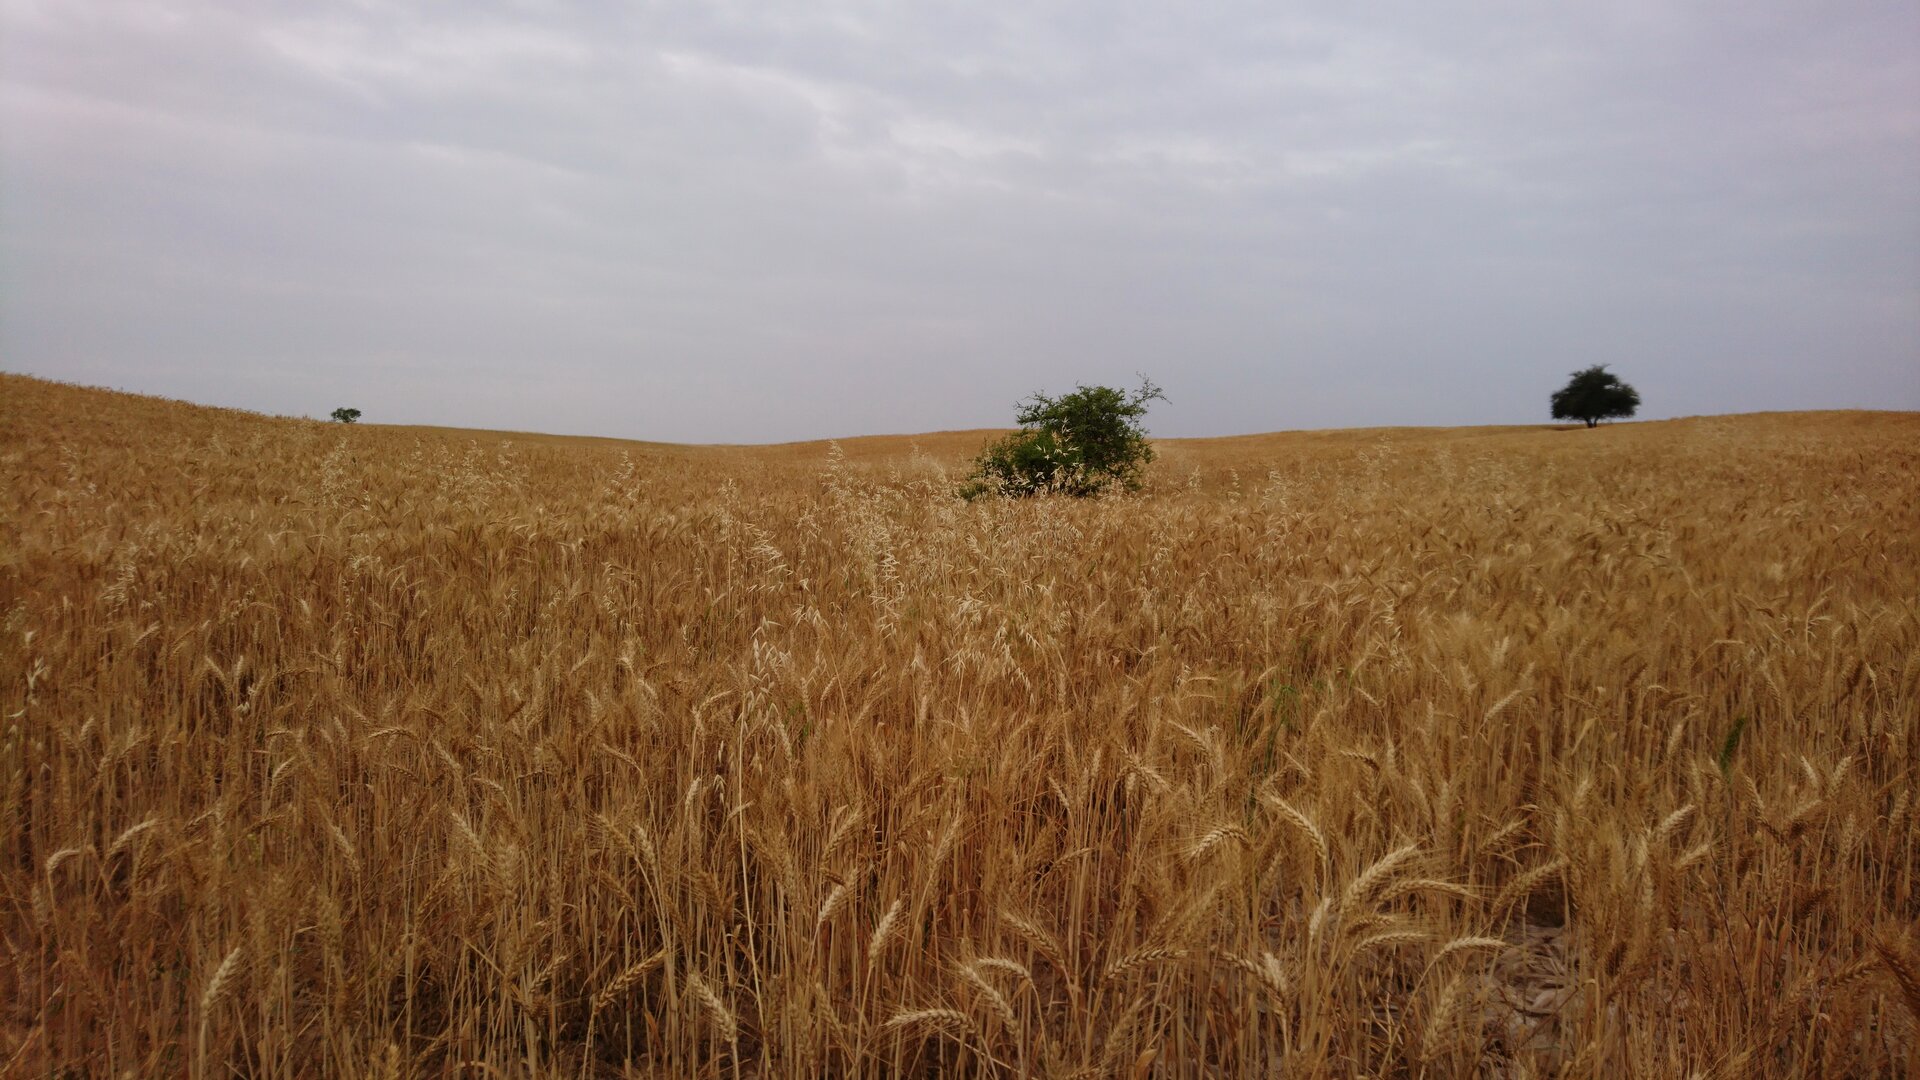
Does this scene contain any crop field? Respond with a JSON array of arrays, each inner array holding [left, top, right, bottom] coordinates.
[[3, 373, 1918, 1077]]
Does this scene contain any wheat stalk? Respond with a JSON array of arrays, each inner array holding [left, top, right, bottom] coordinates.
[[815, 881, 850, 938], [1185, 823, 1249, 861], [195, 944, 243, 1077], [686, 972, 739, 1044], [967, 956, 1034, 987], [1341, 842, 1424, 920], [590, 950, 666, 1017], [869, 898, 906, 969], [1420, 971, 1469, 1060], [1263, 795, 1330, 871], [1652, 803, 1697, 847], [1104, 946, 1185, 981], [1002, 910, 1070, 983], [960, 963, 1019, 1029], [1874, 934, 1920, 1024], [1494, 857, 1567, 915], [1354, 928, 1433, 955], [884, 1008, 971, 1033]]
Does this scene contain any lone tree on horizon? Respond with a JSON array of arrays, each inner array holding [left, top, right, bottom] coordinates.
[[962, 377, 1164, 499], [1551, 365, 1639, 428], [330, 407, 362, 424]]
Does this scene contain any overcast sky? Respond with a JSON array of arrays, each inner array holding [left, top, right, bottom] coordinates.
[[3, 1, 1916, 441]]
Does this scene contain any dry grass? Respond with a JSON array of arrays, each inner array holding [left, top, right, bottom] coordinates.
[[3, 373, 1916, 1077]]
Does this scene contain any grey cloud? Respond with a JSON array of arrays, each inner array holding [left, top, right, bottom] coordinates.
[[3, 0, 1915, 441]]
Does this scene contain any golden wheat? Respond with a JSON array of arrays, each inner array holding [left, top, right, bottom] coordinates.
[[3, 374, 1917, 1076]]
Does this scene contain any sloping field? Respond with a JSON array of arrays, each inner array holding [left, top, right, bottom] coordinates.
[[3, 374, 1917, 1077]]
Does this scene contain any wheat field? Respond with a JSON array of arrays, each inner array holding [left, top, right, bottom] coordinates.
[[3, 373, 1917, 1078]]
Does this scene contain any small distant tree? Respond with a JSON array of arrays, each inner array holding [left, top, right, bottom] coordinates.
[[330, 407, 362, 424], [962, 377, 1165, 499], [1551, 365, 1639, 428]]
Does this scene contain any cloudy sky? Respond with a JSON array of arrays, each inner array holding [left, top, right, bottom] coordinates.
[[3, 1, 1916, 441]]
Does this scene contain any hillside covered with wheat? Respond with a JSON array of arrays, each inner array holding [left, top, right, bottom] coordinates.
[[3, 374, 1917, 1077]]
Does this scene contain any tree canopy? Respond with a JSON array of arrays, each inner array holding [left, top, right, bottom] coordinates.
[[963, 378, 1164, 499], [1551, 366, 1639, 428]]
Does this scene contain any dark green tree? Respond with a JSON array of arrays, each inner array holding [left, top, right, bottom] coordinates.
[[330, 407, 362, 424], [962, 378, 1164, 499], [1551, 365, 1639, 428]]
